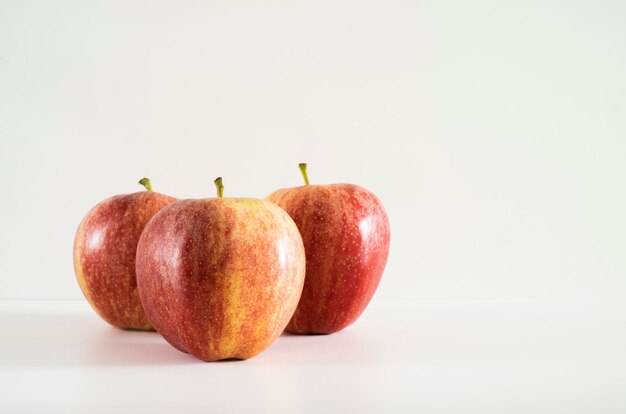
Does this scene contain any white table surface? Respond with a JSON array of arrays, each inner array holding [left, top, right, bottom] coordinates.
[[1, 299, 624, 413]]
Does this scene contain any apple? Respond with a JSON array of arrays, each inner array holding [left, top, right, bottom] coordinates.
[[135, 178, 306, 361], [267, 164, 390, 334], [73, 178, 177, 330]]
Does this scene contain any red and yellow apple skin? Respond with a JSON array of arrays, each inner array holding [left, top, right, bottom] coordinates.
[[268, 182, 390, 334], [73, 183, 176, 330], [135, 197, 306, 361]]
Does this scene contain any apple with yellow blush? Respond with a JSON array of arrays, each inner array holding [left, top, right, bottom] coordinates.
[[136, 178, 306, 361]]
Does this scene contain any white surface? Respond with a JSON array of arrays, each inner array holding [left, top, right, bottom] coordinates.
[[1, 299, 625, 413], [1, 0, 626, 303]]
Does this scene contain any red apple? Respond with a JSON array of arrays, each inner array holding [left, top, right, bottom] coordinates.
[[267, 164, 390, 334], [135, 178, 306, 361], [73, 178, 177, 330]]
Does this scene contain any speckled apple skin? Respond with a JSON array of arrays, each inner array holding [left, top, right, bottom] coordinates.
[[135, 198, 306, 362], [267, 184, 390, 334], [73, 192, 177, 330]]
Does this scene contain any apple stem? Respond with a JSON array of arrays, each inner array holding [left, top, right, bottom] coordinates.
[[214, 177, 224, 198], [299, 163, 310, 186], [138, 178, 153, 192]]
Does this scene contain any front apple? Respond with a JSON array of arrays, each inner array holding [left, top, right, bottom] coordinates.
[[268, 164, 390, 334], [136, 178, 306, 361]]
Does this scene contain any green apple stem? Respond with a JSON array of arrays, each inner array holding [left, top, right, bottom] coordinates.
[[214, 177, 224, 198], [299, 163, 310, 186], [138, 177, 153, 192]]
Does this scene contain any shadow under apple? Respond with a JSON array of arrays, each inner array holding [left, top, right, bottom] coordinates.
[[0, 310, 196, 367]]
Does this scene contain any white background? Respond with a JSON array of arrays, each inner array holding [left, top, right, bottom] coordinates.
[[1, 0, 625, 303], [1, 1, 626, 412]]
